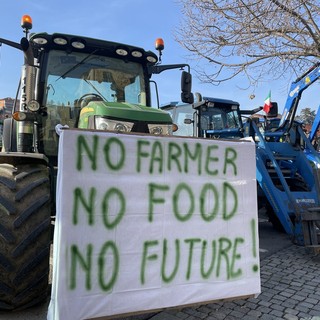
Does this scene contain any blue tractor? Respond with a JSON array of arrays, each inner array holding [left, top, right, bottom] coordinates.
[[161, 84, 320, 252]]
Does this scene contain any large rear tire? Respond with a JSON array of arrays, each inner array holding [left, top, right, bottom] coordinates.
[[0, 163, 51, 310]]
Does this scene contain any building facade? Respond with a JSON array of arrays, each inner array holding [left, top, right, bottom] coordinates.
[[0, 97, 17, 120]]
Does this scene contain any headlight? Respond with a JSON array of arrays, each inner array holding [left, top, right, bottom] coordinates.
[[148, 124, 172, 135], [95, 117, 134, 133]]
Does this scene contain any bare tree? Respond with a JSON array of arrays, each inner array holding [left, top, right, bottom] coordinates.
[[175, 0, 320, 87]]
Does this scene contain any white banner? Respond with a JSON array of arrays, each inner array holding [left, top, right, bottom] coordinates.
[[48, 130, 260, 320]]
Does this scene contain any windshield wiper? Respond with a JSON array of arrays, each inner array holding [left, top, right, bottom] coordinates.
[[56, 49, 98, 81]]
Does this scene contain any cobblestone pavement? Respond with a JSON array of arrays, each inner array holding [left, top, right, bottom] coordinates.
[[122, 244, 320, 320]]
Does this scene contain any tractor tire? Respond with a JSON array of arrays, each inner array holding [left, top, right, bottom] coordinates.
[[0, 163, 51, 310]]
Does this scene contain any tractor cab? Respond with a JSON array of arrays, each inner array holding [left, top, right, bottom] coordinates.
[[161, 96, 243, 139], [2, 16, 193, 166]]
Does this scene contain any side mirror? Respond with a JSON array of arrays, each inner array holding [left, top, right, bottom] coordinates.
[[181, 71, 194, 104], [266, 102, 278, 118]]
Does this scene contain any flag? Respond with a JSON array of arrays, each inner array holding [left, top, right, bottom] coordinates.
[[263, 91, 272, 113]]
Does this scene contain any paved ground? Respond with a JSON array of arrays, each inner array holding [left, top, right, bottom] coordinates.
[[1, 221, 320, 320], [135, 244, 320, 320]]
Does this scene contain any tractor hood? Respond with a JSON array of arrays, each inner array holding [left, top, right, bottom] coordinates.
[[78, 101, 172, 128]]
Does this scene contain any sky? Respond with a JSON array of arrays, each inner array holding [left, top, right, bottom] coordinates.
[[0, 0, 319, 115]]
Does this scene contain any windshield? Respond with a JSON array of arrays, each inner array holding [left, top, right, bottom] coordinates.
[[40, 50, 147, 158], [44, 50, 147, 107], [200, 107, 240, 131]]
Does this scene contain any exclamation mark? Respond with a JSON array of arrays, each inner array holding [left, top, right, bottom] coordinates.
[[251, 219, 259, 272]]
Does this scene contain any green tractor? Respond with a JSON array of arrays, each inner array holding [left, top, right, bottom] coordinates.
[[0, 15, 193, 310]]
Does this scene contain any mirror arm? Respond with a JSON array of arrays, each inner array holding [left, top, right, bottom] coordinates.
[[0, 37, 22, 50], [148, 64, 190, 75]]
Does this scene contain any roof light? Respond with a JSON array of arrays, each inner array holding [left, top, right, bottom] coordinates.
[[131, 50, 143, 58], [71, 39, 85, 49], [21, 15, 32, 31], [146, 55, 157, 63], [116, 48, 128, 56], [32, 37, 48, 45], [53, 37, 68, 45]]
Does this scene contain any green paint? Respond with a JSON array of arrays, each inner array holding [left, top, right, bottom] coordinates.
[[148, 181, 238, 223], [161, 239, 180, 283], [140, 240, 159, 284], [216, 238, 231, 278], [230, 237, 244, 278], [173, 183, 195, 222], [71, 135, 250, 290], [251, 219, 257, 258], [200, 183, 219, 222], [140, 237, 244, 285], [136, 139, 150, 173], [77, 135, 126, 172], [200, 240, 216, 279], [216, 237, 244, 280], [205, 145, 219, 175], [103, 137, 125, 171], [136, 139, 237, 177], [70, 244, 92, 290], [168, 142, 182, 173], [223, 147, 237, 175], [183, 142, 202, 175], [73, 187, 96, 225], [101, 187, 126, 229], [148, 183, 169, 222], [185, 238, 201, 280], [222, 182, 238, 220], [150, 141, 163, 174], [69, 242, 119, 292], [98, 241, 119, 291], [251, 219, 259, 273], [77, 135, 98, 171], [73, 186, 125, 229]]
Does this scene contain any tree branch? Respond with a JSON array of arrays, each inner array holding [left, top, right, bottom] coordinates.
[[175, 0, 320, 86]]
